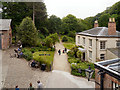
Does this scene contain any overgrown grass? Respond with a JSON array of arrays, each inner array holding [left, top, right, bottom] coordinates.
[[33, 51, 55, 71], [62, 42, 75, 49]]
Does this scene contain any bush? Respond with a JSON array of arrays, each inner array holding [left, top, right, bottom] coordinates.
[[62, 35, 68, 42], [22, 48, 33, 61], [77, 51, 82, 60], [67, 51, 75, 57]]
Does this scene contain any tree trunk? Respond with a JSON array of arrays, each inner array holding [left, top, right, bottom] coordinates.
[[33, 2, 35, 24]]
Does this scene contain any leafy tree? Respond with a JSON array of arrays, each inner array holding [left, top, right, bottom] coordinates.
[[48, 15, 62, 34], [17, 17, 38, 47], [77, 51, 82, 60]]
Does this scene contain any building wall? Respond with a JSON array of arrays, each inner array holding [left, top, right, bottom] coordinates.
[[95, 68, 120, 89], [106, 50, 118, 60], [76, 34, 119, 62], [0, 28, 12, 49]]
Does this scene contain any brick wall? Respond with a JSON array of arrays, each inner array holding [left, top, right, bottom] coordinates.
[[95, 68, 120, 89], [108, 22, 116, 35]]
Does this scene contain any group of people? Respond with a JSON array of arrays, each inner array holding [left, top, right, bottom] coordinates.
[[15, 80, 42, 90], [58, 48, 67, 55], [14, 44, 23, 58]]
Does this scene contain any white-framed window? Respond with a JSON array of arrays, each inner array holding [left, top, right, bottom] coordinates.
[[112, 81, 120, 90], [100, 41, 106, 49], [78, 36, 80, 44], [116, 41, 120, 47], [89, 39, 92, 47], [89, 51, 92, 59], [83, 37, 85, 45], [100, 54, 105, 60]]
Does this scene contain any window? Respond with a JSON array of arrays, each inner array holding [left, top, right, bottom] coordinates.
[[83, 37, 85, 45], [89, 39, 92, 47], [78, 36, 80, 44], [112, 81, 120, 90], [89, 51, 92, 59], [100, 54, 105, 60], [116, 41, 120, 47], [100, 41, 106, 49]]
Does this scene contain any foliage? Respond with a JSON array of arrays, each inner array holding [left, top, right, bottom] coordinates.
[[44, 33, 59, 47], [67, 51, 75, 57], [33, 51, 54, 71], [62, 35, 74, 42], [68, 57, 95, 78], [22, 48, 33, 61], [62, 42, 75, 50], [48, 15, 62, 34], [70, 45, 79, 58], [77, 51, 82, 60], [17, 17, 38, 47]]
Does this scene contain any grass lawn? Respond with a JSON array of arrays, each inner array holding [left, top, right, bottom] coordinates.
[[33, 51, 55, 71], [62, 42, 75, 49]]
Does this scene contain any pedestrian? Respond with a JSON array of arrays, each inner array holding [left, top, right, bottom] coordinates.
[[63, 49, 64, 54], [65, 48, 67, 53], [28, 83, 34, 90], [88, 65, 91, 70], [58, 49, 61, 55], [15, 85, 19, 90], [37, 80, 42, 89]]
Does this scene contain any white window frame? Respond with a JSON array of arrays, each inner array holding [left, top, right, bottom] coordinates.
[[89, 39, 92, 47], [100, 41, 106, 50], [112, 81, 120, 90], [100, 54, 105, 60], [83, 37, 85, 45], [116, 41, 120, 47], [78, 36, 80, 44], [89, 51, 92, 59]]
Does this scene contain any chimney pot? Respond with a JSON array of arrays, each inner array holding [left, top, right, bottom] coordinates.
[[94, 20, 99, 28]]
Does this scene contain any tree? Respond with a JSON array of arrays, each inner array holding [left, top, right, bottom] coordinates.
[[48, 15, 62, 34], [17, 17, 38, 47], [61, 14, 80, 35]]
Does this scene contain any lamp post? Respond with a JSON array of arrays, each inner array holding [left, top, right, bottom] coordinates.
[[85, 69, 94, 81]]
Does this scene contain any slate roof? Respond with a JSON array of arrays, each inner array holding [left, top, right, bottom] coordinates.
[[107, 48, 120, 58], [94, 58, 120, 80], [77, 27, 120, 37], [0, 19, 12, 30]]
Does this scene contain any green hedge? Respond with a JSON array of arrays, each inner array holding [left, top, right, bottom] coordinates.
[[33, 51, 54, 71], [68, 57, 95, 78]]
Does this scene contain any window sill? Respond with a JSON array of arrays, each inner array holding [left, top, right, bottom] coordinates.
[[89, 46, 92, 49], [100, 49, 106, 51]]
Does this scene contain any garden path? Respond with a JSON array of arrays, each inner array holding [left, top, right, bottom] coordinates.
[[46, 42, 95, 88], [52, 41, 71, 72]]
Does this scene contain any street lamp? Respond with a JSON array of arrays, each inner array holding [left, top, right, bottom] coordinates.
[[85, 69, 94, 81]]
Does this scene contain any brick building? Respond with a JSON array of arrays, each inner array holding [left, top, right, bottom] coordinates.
[[94, 58, 120, 89], [0, 19, 12, 49]]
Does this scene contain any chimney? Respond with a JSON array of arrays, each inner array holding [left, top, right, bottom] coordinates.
[[108, 18, 116, 35], [94, 20, 99, 28]]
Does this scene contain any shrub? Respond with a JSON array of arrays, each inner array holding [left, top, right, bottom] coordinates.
[[77, 51, 82, 60], [22, 48, 33, 61], [67, 51, 75, 57], [62, 35, 68, 42]]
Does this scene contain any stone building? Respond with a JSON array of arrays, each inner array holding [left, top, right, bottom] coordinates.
[[94, 58, 120, 89], [0, 19, 12, 49], [76, 18, 120, 63]]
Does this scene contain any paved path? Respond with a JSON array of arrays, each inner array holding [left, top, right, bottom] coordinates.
[[53, 42, 71, 72], [2, 47, 51, 88], [46, 42, 95, 88]]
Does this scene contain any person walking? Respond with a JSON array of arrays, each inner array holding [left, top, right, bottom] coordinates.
[[58, 49, 61, 55], [37, 80, 42, 89], [65, 48, 67, 53], [28, 83, 34, 90], [15, 85, 19, 90]]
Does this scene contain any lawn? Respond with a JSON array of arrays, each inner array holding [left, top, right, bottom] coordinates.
[[33, 51, 55, 71], [62, 42, 75, 50]]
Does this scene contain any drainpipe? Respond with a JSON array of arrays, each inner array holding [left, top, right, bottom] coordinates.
[[96, 37, 98, 61]]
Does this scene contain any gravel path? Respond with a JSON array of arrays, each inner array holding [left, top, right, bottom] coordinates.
[[2, 47, 51, 88]]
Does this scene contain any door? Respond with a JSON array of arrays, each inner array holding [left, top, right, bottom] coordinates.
[[83, 52, 85, 61], [0, 35, 1, 49]]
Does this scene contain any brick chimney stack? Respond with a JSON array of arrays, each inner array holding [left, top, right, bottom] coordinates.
[[108, 18, 116, 35], [94, 20, 99, 28]]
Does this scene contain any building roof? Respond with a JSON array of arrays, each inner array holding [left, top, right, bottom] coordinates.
[[0, 19, 12, 30], [94, 58, 120, 80], [76, 27, 120, 37], [107, 48, 120, 58]]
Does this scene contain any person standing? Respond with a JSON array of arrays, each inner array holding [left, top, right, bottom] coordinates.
[[58, 49, 61, 55], [15, 85, 19, 90], [28, 83, 34, 90], [37, 80, 42, 89], [65, 48, 67, 53]]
